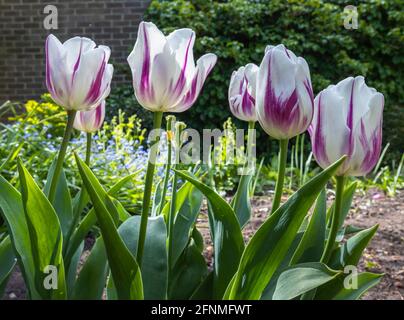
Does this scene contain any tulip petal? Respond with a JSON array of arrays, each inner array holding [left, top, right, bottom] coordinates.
[[171, 53, 217, 112], [127, 21, 167, 109]]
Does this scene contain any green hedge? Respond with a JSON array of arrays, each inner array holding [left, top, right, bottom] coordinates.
[[110, 0, 403, 160]]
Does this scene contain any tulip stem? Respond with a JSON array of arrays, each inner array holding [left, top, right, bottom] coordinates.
[[136, 111, 163, 267], [246, 121, 255, 173], [321, 175, 345, 263], [271, 139, 288, 215], [159, 116, 175, 216], [85, 132, 92, 165], [48, 110, 77, 204]]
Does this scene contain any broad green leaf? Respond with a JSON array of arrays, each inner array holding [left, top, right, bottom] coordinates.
[[175, 169, 244, 299], [171, 185, 203, 267], [169, 241, 208, 299], [315, 272, 382, 300], [260, 232, 304, 300], [190, 272, 214, 300], [66, 242, 83, 298], [329, 225, 378, 270], [0, 175, 38, 298], [18, 159, 66, 299], [116, 215, 168, 299], [227, 156, 345, 300], [75, 154, 143, 300], [64, 172, 139, 274], [0, 236, 16, 297], [72, 238, 108, 300], [231, 174, 253, 228], [273, 262, 341, 300], [44, 163, 73, 241], [290, 189, 327, 265]]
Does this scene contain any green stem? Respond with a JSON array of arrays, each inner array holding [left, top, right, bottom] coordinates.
[[48, 110, 77, 203], [270, 139, 288, 215], [159, 116, 175, 216], [136, 111, 163, 267], [321, 175, 346, 263], [168, 122, 184, 273], [85, 132, 92, 165]]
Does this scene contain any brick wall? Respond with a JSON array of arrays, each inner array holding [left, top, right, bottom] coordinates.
[[0, 0, 150, 103]]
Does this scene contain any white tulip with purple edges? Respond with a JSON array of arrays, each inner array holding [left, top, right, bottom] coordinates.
[[256, 44, 314, 140], [255, 44, 314, 214], [127, 21, 217, 113], [73, 101, 106, 133], [228, 64, 259, 122], [46, 34, 113, 111], [127, 21, 217, 267], [309, 76, 384, 177]]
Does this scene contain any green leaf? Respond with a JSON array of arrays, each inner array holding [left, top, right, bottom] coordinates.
[[227, 156, 346, 299], [0, 175, 38, 298], [72, 238, 108, 300], [75, 154, 143, 300], [315, 272, 382, 300], [17, 159, 66, 299], [190, 272, 214, 300], [117, 215, 168, 299], [0, 142, 24, 171], [0, 236, 16, 297], [171, 185, 203, 267], [260, 232, 304, 300], [329, 225, 379, 270], [65, 242, 83, 298], [169, 241, 208, 299], [174, 169, 244, 299], [290, 189, 327, 265], [44, 163, 73, 241], [273, 262, 341, 300], [231, 174, 253, 228], [64, 172, 139, 277]]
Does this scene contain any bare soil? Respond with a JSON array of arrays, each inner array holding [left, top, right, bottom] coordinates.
[[3, 189, 403, 300]]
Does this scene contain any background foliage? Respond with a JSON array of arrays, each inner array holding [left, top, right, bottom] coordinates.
[[110, 0, 403, 160]]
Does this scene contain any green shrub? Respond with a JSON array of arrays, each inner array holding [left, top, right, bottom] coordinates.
[[109, 0, 403, 160]]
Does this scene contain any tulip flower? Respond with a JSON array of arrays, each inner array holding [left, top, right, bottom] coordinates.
[[46, 34, 113, 111], [256, 44, 314, 140], [228, 64, 259, 122], [127, 21, 217, 113], [256, 44, 314, 214], [73, 101, 105, 133], [228, 64, 258, 222], [309, 76, 384, 177], [127, 21, 217, 267], [45, 34, 113, 204], [308, 76, 384, 263]]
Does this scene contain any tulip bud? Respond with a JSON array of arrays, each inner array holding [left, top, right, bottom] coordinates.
[[45, 34, 113, 111], [308, 76, 384, 176], [228, 64, 259, 122], [73, 100, 105, 133], [127, 21, 217, 113], [256, 44, 314, 139]]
